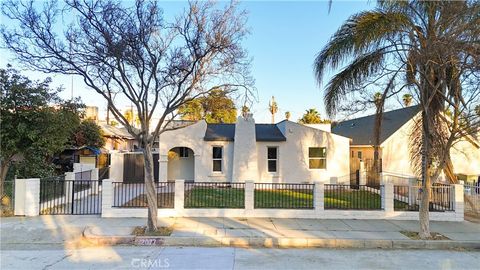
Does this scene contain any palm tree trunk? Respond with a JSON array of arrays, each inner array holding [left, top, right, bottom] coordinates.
[[419, 110, 431, 239], [143, 143, 158, 232]]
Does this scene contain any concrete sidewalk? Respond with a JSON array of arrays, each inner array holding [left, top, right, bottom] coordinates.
[[2, 216, 480, 249]]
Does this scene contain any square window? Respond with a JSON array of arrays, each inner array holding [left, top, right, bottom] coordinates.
[[267, 147, 278, 173], [267, 147, 277, 159], [213, 160, 222, 172], [268, 160, 277, 172], [309, 147, 326, 158], [212, 146, 223, 172], [308, 147, 327, 169], [213, 147, 222, 159]]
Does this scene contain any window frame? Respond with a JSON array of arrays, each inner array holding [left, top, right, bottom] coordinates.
[[267, 146, 278, 173], [357, 151, 362, 159], [308, 147, 327, 170], [178, 147, 189, 158], [212, 146, 223, 173]]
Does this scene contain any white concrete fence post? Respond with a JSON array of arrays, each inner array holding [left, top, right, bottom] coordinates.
[[14, 178, 40, 216], [90, 168, 99, 194], [101, 179, 113, 217], [314, 183, 324, 214], [359, 161, 366, 185], [382, 182, 394, 215], [65, 172, 74, 203], [175, 180, 185, 213], [245, 181, 254, 213], [453, 184, 464, 221]]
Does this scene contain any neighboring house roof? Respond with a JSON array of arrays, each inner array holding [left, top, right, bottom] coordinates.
[[332, 106, 420, 145], [204, 123, 287, 142], [98, 121, 134, 139]]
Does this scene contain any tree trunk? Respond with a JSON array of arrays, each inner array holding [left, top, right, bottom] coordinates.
[[143, 144, 158, 232], [0, 160, 11, 198], [419, 111, 431, 239]]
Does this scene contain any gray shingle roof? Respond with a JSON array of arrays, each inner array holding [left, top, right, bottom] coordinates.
[[332, 106, 420, 145], [204, 124, 235, 141], [204, 123, 287, 142], [255, 124, 286, 141]]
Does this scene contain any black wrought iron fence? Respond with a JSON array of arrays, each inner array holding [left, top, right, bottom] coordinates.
[[112, 182, 175, 208], [39, 175, 66, 203], [184, 182, 245, 208], [394, 185, 454, 212], [40, 179, 101, 215], [324, 184, 382, 210], [464, 181, 480, 218], [254, 183, 314, 209]]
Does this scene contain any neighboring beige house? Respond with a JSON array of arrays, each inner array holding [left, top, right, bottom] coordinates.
[[332, 106, 480, 182], [98, 121, 137, 152], [154, 114, 351, 183]]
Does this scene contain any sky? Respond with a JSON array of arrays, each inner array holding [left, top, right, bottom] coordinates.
[[0, 0, 376, 123]]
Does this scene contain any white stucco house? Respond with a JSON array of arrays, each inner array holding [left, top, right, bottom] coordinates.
[[332, 106, 480, 183], [155, 114, 351, 183]]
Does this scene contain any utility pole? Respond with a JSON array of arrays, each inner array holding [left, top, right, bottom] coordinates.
[[269, 96, 278, 124]]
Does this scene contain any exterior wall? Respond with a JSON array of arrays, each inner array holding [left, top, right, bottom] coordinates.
[[79, 156, 96, 165], [381, 119, 416, 176], [110, 152, 124, 182], [275, 121, 350, 183], [450, 138, 480, 176], [158, 121, 234, 182], [158, 119, 350, 183], [381, 116, 480, 177]]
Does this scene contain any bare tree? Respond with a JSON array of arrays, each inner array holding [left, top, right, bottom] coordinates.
[[1, 0, 254, 231]]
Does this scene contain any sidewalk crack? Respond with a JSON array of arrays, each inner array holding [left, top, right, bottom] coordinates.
[[42, 253, 72, 270]]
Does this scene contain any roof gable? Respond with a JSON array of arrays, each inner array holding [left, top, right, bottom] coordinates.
[[332, 106, 420, 145]]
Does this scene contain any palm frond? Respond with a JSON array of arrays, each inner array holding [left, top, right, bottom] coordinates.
[[323, 49, 387, 116], [314, 10, 411, 86]]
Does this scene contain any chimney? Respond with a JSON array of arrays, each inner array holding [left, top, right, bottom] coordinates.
[[232, 115, 258, 181]]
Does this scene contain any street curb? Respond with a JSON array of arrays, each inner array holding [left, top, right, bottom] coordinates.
[[82, 227, 480, 250]]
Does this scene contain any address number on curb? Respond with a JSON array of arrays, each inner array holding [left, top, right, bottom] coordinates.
[[135, 238, 165, 246]]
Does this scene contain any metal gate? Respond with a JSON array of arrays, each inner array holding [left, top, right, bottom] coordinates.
[[39, 178, 102, 215]]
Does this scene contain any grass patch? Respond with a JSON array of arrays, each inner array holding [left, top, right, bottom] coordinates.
[[254, 189, 313, 208], [400, 231, 450, 240], [324, 189, 382, 210], [184, 187, 244, 208], [133, 226, 173, 236]]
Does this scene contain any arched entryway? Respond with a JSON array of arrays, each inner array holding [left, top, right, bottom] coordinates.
[[167, 147, 195, 181]]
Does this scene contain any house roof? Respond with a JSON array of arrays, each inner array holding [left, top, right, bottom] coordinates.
[[98, 121, 134, 139], [204, 124, 236, 141], [332, 106, 420, 145], [204, 123, 287, 142], [255, 124, 287, 141]]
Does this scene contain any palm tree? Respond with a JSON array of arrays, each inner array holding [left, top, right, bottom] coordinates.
[[299, 108, 323, 124], [314, 1, 479, 239], [402, 94, 413, 107]]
